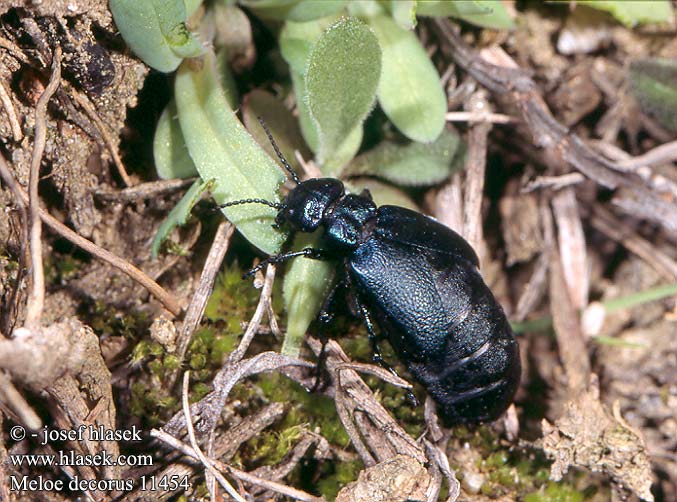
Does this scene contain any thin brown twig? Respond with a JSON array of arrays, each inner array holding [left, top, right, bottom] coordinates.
[[95, 178, 196, 202], [1, 162, 181, 315], [151, 429, 324, 502], [0, 156, 28, 336], [181, 372, 247, 502], [446, 111, 516, 124], [65, 82, 133, 186], [589, 206, 677, 280], [0, 36, 29, 62], [0, 75, 22, 141], [25, 46, 61, 328], [0, 373, 41, 430], [617, 139, 677, 170]]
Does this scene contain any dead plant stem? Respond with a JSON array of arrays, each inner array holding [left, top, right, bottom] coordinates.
[[25, 46, 61, 328]]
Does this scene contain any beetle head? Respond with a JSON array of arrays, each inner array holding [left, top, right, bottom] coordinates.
[[278, 178, 345, 232]]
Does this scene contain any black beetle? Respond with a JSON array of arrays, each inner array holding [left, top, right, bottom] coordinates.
[[221, 121, 521, 426]]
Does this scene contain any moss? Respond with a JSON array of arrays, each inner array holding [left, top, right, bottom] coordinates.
[[524, 482, 585, 502], [249, 425, 305, 465], [316, 459, 363, 500]]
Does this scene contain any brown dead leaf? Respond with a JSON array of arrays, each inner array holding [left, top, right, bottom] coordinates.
[[336, 454, 430, 502], [541, 377, 654, 501]]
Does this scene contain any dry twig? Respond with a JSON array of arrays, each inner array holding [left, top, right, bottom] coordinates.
[[65, 82, 134, 186], [25, 46, 61, 328], [0, 159, 182, 315], [181, 372, 246, 502], [0, 74, 22, 141], [432, 19, 677, 235], [151, 428, 324, 502]]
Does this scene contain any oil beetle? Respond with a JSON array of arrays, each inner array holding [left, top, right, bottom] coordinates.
[[221, 120, 521, 426]]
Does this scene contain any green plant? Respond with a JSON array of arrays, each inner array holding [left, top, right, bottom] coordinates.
[[116, 0, 502, 357]]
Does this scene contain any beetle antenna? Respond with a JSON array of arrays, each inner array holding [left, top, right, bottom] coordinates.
[[257, 116, 301, 185], [218, 198, 284, 210]]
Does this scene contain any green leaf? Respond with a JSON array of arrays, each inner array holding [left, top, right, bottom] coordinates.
[[279, 18, 331, 75], [242, 0, 347, 22], [110, 0, 204, 73], [320, 125, 363, 175], [369, 15, 446, 143], [152, 178, 213, 257], [306, 17, 381, 168], [242, 89, 312, 175], [153, 50, 237, 180], [282, 233, 335, 357], [417, 0, 515, 30], [175, 51, 286, 254], [154, 99, 198, 179], [340, 129, 464, 186], [629, 58, 677, 133], [346, 178, 418, 210], [279, 18, 336, 152], [387, 0, 417, 30], [291, 70, 320, 152], [576, 1, 673, 27]]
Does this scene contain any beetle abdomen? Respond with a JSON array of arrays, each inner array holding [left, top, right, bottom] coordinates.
[[408, 302, 520, 425], [349, 217, 520, 425]]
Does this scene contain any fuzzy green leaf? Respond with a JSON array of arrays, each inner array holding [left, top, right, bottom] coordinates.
[[629, 58, 677, 132], [242, 0, 347, 22], [291, 70, 320, 152], [152, 178, 213, 257], [154, 99, 198, 179], [306, 17, 381, 167], [282, 233, 335, 357], [279, 18, 335, 152], [174, 52, 286, 254], [341, 129, 463, 186], [110, 0, 204, 73], [417, 0, 515, 29], [369, 15, 446, 143], [279, 18, 329, 74], [577, 1, 673, 27]]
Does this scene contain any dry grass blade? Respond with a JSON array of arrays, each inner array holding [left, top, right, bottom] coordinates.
[[151, 428, 324, 502], [552, 188, 589, 310], [549, 246, 590, 394], [462, 91, 491, 255], [590, 205, 677, 280], [229, 263, 277, 363], [176, 221, 235, 362], [181, 371, 246, 502], [0, 163, 182, 316]]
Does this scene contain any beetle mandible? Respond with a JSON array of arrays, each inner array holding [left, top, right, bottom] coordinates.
[[221, 120, 521, 426]]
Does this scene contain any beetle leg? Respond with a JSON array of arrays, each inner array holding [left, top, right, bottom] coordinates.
[[243, 247, 331, 278], [311, 278, 347, 393], [355, 298, 419, 407]]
